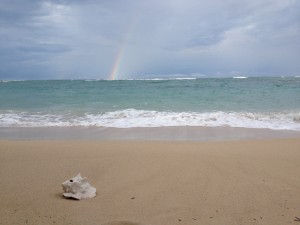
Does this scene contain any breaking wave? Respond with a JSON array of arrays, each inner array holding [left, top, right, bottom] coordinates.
[[1, 109, 300, 130]]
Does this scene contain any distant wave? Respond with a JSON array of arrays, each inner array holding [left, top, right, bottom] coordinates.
[[1, 109, 300, 130], [107, 77, 198, 81], [174, 77, 197, 80], [84, 79, 103, 82], [232, 76, 248, 79], [0, 80, 26, 83]]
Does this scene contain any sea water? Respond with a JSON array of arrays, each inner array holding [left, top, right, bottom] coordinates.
[[0, 77, 300, 130]]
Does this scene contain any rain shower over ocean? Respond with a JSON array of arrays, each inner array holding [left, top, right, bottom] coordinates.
[[0, 77, 300, 130]]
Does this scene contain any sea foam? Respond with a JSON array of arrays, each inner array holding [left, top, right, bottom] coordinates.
[[1, 109, 300, 131]]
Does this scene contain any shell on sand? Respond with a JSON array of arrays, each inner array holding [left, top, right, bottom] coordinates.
[[62, 173, 96, 200]]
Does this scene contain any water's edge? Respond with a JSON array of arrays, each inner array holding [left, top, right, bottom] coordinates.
[[1, 126, 300, 141]]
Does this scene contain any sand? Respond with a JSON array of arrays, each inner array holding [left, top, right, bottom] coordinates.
[[1, 139, 300, 225], [1, 126, 300, 141]]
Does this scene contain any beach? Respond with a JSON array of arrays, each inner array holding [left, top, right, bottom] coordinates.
[[1, 138, 300, 225], [1, 78, 300, 224]]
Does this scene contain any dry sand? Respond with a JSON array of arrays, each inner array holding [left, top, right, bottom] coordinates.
[[0, 139, 300, 225]]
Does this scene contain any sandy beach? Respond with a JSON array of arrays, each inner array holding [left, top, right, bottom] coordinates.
[[1, 139, 300, 225]]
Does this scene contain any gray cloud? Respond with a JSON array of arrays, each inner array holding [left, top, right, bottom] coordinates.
[[0, 0, 299, 80], [18, 43, 71, 53]]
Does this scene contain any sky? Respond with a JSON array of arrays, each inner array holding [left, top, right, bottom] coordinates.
[[0, 0, 299, 80]]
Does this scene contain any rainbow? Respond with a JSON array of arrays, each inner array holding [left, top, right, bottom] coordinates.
[[109, 44, 126, 80], [108, 14, 140, 80]]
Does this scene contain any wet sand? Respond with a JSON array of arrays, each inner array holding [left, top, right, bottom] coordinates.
[[1, 126, 300, 141]]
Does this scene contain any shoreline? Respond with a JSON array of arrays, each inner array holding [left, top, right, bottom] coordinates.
[[1, 126, 300, 141], [1, 139, 300, 225]]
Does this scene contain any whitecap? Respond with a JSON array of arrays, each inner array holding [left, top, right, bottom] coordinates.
[[232, 76, 248, 79], [1, 110, 300, 131]]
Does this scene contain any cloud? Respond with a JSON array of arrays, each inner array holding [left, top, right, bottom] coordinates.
[[0, 0, 299, 79]]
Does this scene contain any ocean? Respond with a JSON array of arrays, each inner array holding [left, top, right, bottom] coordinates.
[[0, 77, 300, 131]]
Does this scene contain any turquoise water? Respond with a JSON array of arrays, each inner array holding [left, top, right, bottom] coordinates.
[[0, 77, 300, 130]]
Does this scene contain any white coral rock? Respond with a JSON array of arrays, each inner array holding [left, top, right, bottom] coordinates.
[[62, 173, 96, 200]]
